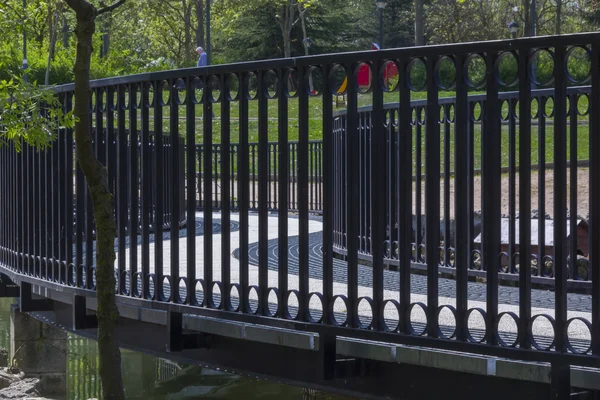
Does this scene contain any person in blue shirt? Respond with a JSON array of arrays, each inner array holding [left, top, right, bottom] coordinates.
[[196, 46, 207, 67]]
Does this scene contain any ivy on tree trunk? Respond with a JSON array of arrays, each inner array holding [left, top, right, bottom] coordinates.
[[63, 0, 126, 399]]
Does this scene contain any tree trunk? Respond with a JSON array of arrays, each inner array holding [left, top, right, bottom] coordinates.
[[62, 14, 70, 49], [298, 3, 309, 56], [64, 1, 125, 399], [195, 0, 204, 48], [414, 0, 424, 45], [522, 0, 531, 36], [555, 0, 562, 34], [184, 0, 192, 64]]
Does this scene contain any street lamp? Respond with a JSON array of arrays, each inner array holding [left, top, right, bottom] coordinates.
[[508, 21, 519, 39], [376, 0, 387, 49], [22, 0, 28, 82]]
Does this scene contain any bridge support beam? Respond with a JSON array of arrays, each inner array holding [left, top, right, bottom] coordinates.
[[10, 305, 67, 396], [72, 295, 97, 330], [167, 310, 210, 352], [19, 282, 52, 312]]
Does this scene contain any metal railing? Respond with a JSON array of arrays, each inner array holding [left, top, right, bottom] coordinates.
[[331, 86, 595, 289], [1, 33, 600, 375]]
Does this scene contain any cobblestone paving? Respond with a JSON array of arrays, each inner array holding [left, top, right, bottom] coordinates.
[[237, 231, 592, 313]]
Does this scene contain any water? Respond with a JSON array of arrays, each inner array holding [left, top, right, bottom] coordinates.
[[0, 298, 355, 399]]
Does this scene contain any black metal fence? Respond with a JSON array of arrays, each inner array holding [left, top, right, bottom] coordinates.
[[331, 86, 595, 289], [1, 33, 600, 377], [194, 141, 323, 212]]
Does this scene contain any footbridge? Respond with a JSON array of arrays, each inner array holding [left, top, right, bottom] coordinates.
[[2, 33, 600, 399]]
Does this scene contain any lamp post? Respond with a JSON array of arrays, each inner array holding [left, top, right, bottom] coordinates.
[[22, 0, 28, 82], [508, 21, 519, 39], [376, 0, 387, 49]]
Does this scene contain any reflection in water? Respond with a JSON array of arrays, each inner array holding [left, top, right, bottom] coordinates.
[[0, 299, 355, 399]]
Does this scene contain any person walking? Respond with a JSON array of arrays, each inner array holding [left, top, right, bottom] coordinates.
[[196, 46, 208, 67]]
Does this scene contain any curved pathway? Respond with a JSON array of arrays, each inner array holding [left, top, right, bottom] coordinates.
[[237, 231, 593, 313]]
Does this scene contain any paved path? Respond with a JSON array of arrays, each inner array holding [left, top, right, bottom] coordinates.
[[114, 212, 592, 346]]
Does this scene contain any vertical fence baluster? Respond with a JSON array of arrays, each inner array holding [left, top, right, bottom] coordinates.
[[298, 65, 310, 321], [569, 93, 578, 281], [258, 70, 270, 315], [346, 62, 359, 328], [239, 73, 250, 313], [117, 84, 128, 294], [482, 51, 500, 345], [553, 45, 568, 353], [221, 73, 231, 310], [371, 59, 385, 331], [204, 74, 214, 308], [170, 79, 181, 303], [454, 53, 469, 341], [425, 55, 440, 337], [153, 80, 165, 300], [322, 64, 334, 324], [398, 59, 412, 334], [141, 82, 151, 299], [518, 46, 533, 349], [128, 84, 139, 296], [278, 68, 290, 318]]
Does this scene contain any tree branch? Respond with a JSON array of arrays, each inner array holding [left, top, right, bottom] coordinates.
[[97, 0, 126, 16]]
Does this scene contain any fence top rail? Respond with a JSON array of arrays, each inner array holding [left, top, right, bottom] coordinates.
[[50, 32, 600, 94]]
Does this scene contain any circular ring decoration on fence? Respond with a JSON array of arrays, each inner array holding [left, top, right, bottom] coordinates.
[[530, 49, 555, 87], [565, 317, 592, 354], [267, 287, 279, 317], [160, 275, 173, 302], [192, 77, 204, 104], [382, 299, 400, 332], [133, 272, 143, 298], [307, 66, 324, 96], [332, 294, 349, 326], [176, 277, 189, 304], [408, 302, 428, 336], [211, 281, 223, 309], [132, 83, 142, 109], [308, 292, 324, 323], [208, 75, 222, 103], [285, 68, 300, 98], [247, 285, 259, 314], [263, 70, 279, 99], [67, 263, 75, 287], [120, 270, 131, 296], [495, 51, 519, 88], [227, 283, 241, 312], [159, 80, 170, 106], [435, 56, 456, 91], [145, 273, 156, 300], [566, 46, 591, 85], [543, 96, 555, 118], [528, 314, 556, 351], [193, 278, 205, 306], [285, 289, 301, 320], [435, 305, 457, 339], [407, 58, 426, 92], [465, 53, 486, 89], [495, 311, 519, 347], [226, 73, 240, 101], [465, 307, 487, 343], [357, 296, 374, 329], [107, 87, 117, 111], [577, 93, 590, 116], [174, 78, 186, 105], [245, 72, 258, 100], [380, 60, 399, 92]]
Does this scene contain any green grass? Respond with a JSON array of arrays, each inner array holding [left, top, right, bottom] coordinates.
[[96, 89, 591, 175]]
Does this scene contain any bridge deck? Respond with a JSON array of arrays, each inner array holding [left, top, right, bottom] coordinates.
[[110, 212, 591, 347]]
